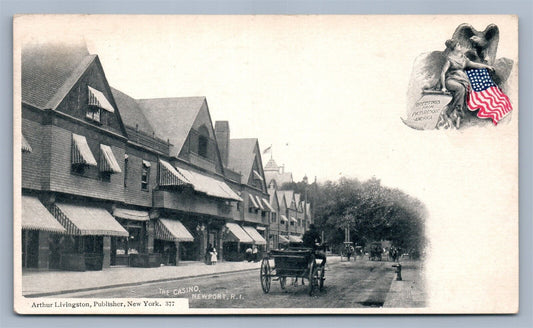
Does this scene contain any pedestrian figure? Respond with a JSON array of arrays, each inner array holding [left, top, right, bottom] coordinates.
[[210, 247, 217, 265], [252, 245, 258, 262], [205, 244, 212, 265], [245, 246, 253, 262]]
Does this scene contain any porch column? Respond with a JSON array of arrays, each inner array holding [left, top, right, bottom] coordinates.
[[174, 242, 180, 265], [146, 220, 155, 253], [37, 231, 50, 269], [102, 236, 111, 268]]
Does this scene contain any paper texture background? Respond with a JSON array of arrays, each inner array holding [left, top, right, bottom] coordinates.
[[13, 14, 519, 314]]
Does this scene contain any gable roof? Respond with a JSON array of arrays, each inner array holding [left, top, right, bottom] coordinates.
[[269, 190, 279, 209], [294, 193, 301, 208], [227, 138, 258, 180], [264, 158, 279, 171], [136, 97, 206, 157], [110, 87, 155, 135], [265, 171, 293, 187], [22, 42, 96, 110], [281, 190, 294, 206], [276, 192, 286, 208]]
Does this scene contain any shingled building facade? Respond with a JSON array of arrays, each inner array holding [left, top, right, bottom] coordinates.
[[19, 42, 310, 271]]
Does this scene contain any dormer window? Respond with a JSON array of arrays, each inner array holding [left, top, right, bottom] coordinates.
[[197, 125, 209, 158], [87, 86, 115, 124]]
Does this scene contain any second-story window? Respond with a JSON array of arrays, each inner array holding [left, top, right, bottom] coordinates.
[[271, 213, 277, 223], [141, 160, 150, 191]]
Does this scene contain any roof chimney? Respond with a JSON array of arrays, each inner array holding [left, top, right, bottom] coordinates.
[[215, 121, 230, 167]]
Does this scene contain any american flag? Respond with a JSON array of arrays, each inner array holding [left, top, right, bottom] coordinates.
[[466, 68, 513, 125]]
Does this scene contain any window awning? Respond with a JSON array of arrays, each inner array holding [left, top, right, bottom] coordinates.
[[224, 223, 253, 243], [21, 134, 32, 153], [100, 144, 122, 173], [72, 134, 97, 166], [253, 170, 263, 181], [52, 202, 128, 237], [255, 195, 265, 210], [280, 215, 288, 223], [290, 217, 298, 223], [289, 235, 303, 243], [262, 198, 275, 212], [279, 235, 290, 244], [159, 159, 190, 187], [248, 194, 259, 208], [256, 226, 266, 231], [21, 195, 66, 233], [242, 226, 267, 245], [154, 218, 194, 242], [113, 208, 150, 221], [88, 86, 115, 113], [176, 167, 242, 201], [142, 160, 151, 167]]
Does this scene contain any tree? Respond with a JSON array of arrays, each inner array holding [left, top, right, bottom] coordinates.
[[312, 177, 427, 257]]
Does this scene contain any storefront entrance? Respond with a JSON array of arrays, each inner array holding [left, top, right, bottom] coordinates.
[[21, 230, 39, 268]]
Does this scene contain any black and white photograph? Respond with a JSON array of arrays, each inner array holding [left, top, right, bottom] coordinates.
[[13, 15, 518, 314]]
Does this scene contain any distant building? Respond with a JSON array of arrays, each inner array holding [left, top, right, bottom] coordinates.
[[263, 157, 313, 248]]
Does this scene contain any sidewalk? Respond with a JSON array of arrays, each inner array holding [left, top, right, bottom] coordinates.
[[22, 260, 261, 297], [383, 260, 426, 308]]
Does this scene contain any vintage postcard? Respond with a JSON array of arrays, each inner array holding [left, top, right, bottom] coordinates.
[[13, 15, 518, 314]]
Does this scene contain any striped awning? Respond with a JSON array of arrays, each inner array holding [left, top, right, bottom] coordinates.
[[289, 235, 303, 243], [154, 218, 194, 242], [21, 195, 65, 233], [21, 134, 32, 153], [279, 235, 290, 244], [99, 144, 122, 173], [248, 194, 259, 208], [113, 208, 149, 221], [177, 167, 242, 201], [71, 134, 97, 166], [88, 86, 115, 112], [253, 170, 263, 181], [262, 198, 274, 212], [255, 195, 265, 211], [224, 223, 253, 243], [242, 226, 267, 245], [159, 159, 190, 187], [280, 215, 288, 223], [51, 202, 128, 237]]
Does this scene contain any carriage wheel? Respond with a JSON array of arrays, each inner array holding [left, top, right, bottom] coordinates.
[[308, 260, 318, 296], [319, 265, 325, 291], [280, 277, 286, 290], [260, 258, 271, 294]]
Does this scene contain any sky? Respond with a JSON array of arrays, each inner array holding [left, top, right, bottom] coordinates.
[[15, 15, 519, 310]]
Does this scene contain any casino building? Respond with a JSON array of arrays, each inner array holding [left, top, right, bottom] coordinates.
[[19, 42, 274, 271]]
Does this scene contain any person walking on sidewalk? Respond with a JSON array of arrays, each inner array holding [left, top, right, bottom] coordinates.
[[210, 247, 218, 265]]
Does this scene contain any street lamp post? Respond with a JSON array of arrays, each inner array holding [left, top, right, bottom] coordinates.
[[303, 175, 308, 231]]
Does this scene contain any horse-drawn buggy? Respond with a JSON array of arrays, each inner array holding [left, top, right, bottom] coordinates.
[[368, 242, 383, 261], [260, 247, 326, 296], [340, 242, 355, 262]]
